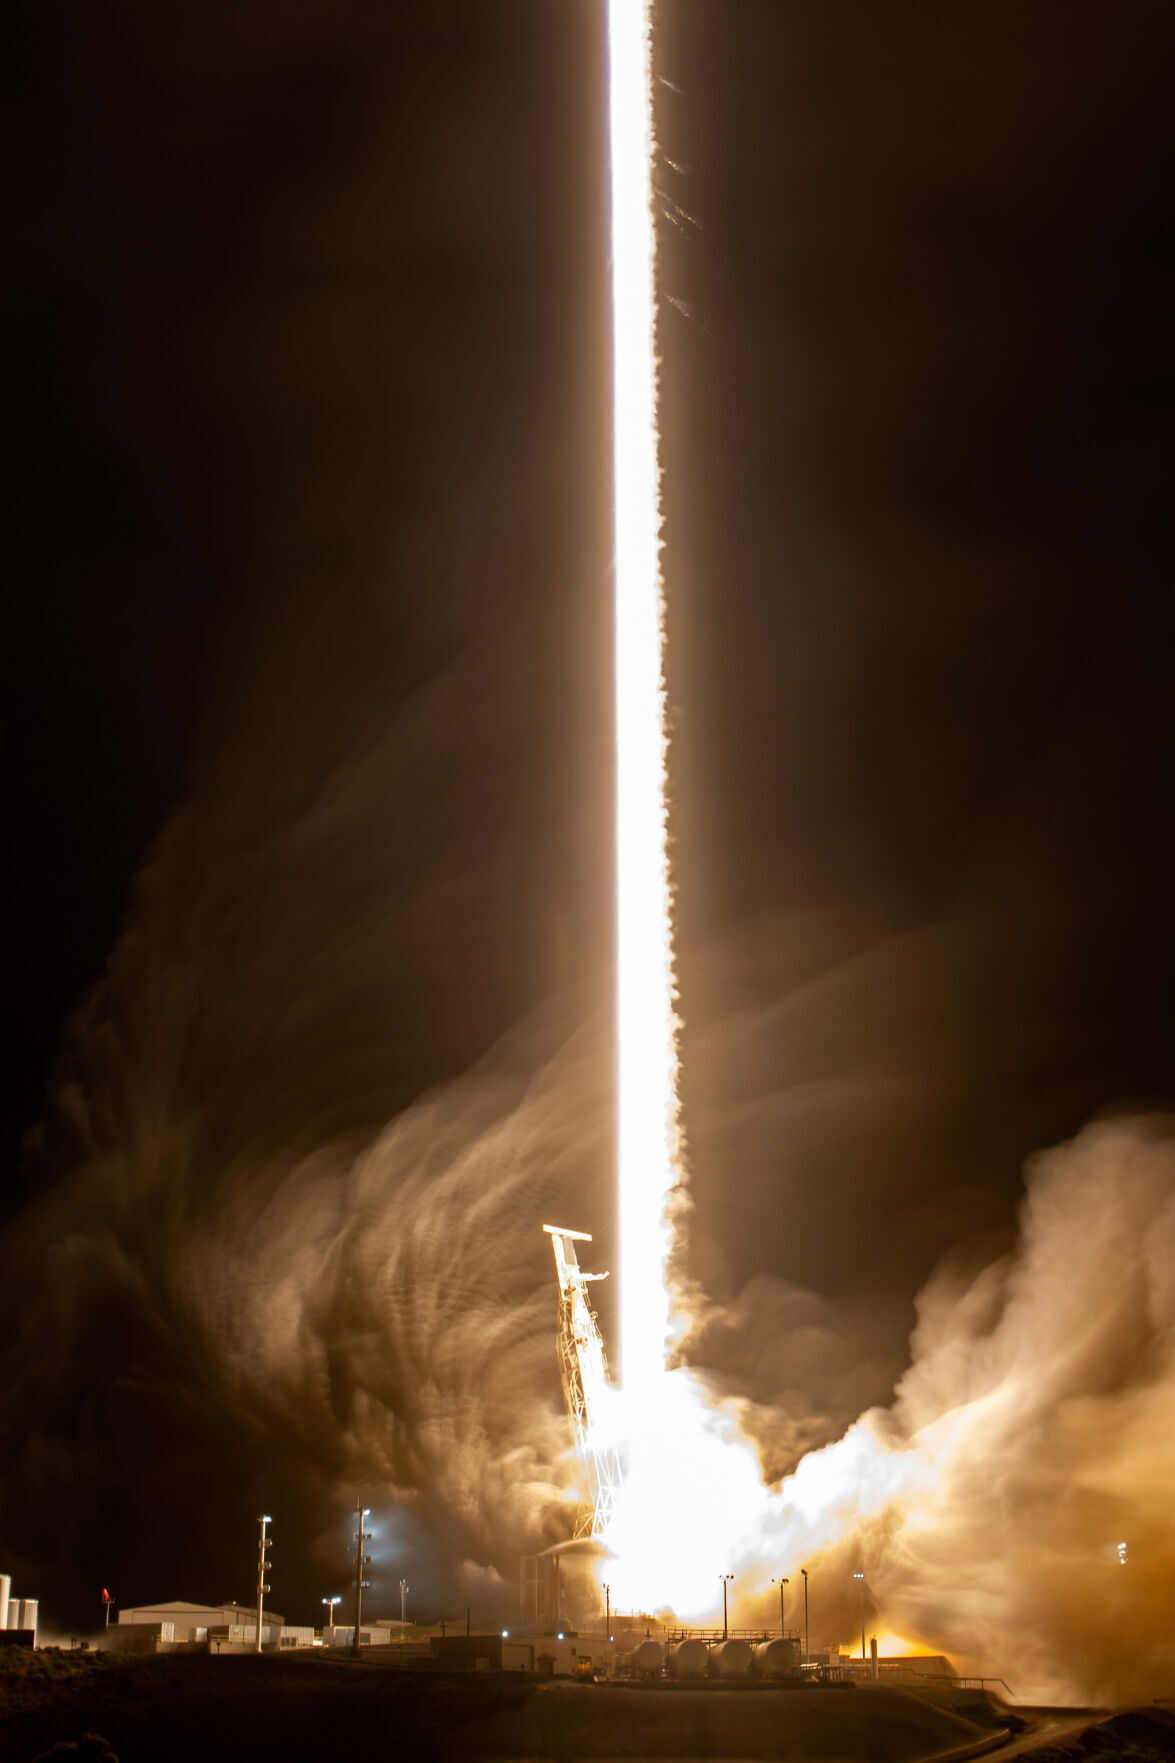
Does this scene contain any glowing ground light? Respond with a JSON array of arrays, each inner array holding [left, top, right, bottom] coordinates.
[[608, 0, 680, 1407]]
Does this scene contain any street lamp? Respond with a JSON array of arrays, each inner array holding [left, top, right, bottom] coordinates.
[[852, 1573, 865, 1663], [400, 1578, 410, 1644], [800, 1568, 809, 1667], [720, 1574, 734, 1641], [771, 1577, 789, 1640], [322, 1595, 341, 1630]]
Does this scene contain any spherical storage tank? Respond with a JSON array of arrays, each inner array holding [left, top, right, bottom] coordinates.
[[630, 1638, 664, 1675], [753, 1638, 797, 1677], [710, 1637, 752, 1678], [668, 1637, 709, 1678]]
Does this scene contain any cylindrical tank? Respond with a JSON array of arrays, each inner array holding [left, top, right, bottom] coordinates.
[[0, 1575, 10, 1629], [630, 1638, 663, 1675], [668, 1637, 708, 1678], [18, 1598, 38, 1636], [6, 1600, 19, 1629], [753, 1638, 797, 1677], [710, 1638, 752, 1678]]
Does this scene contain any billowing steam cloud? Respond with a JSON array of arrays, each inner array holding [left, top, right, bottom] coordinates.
[[1, 623, 613, 1620], [4, 779, 1170, 1705], [870, 1114, 1172, 1682], [730, 1112, 1175, 1706], [1, 623, 1170, 1704]]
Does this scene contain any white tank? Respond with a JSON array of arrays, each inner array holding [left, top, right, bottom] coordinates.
[[710, 1637, 752, 1677], [6, 1600, 19, 1629], [753, 1638, 797, 1677], [629, 1638, 663, 1674], [668, 1637, 708, 1678], [18, 1598, 38, 1636], [0, 1576, 10, 1629]]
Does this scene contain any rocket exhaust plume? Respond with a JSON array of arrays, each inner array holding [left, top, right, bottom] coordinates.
[[595, 6, 1175, 1693], [608, 0, 681, 1409], [603, 0, 749, 1620], [604, 0, 708, 1612]]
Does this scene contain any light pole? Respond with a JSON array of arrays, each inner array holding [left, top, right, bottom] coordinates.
[[853, 1573, 865, 1663], [604, 1583, 611, 1640], [771, 1576, 789, 1640], [400, 1578, 409, 1644], [720, 1574, 734, 1641], [322, 1595, 341, 1630], [255, 1516, 272, 1655], [800, 1567, 809, 1667], [352, 1501, 372, 1654]]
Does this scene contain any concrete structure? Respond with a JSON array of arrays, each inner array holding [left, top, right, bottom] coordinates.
[[0, 1575, 9, 1629]]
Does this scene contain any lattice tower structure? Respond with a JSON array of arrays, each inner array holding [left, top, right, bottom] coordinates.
[[544, 1225, 624, 1540]]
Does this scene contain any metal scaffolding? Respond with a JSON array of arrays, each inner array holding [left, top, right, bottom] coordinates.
[[543, 1225, 624, 1540]]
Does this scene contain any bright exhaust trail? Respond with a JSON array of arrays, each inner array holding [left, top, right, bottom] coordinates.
[[608, 0, 681, 1405]]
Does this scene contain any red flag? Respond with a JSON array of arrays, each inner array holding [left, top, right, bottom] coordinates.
[[101, 1589, 110, 1603]]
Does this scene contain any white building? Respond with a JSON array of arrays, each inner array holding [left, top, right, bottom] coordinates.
[[117, 1601, 286, 1643]]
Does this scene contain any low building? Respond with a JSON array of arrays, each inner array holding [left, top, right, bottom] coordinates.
[[321, 1626, 392, 1648], [106, 1622, 176, 1654], [432, 1632, 604, 1677], [117, 1602, 286, 1643]]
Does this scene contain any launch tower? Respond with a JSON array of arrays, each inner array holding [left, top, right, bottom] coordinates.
[[543, 1225, 623, 1540]]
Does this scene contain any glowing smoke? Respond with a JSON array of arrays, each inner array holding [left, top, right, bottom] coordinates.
[[1, 717, 1170, 1700], [600, 1113, 1174, 1703], [0, 0, 1168, 1711], [590, 9, 1174, 1705]]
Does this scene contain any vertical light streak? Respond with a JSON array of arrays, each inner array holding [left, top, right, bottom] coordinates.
[[607, 0, 680, 1404]]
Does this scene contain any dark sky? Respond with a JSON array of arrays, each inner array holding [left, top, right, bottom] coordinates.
[[4, 1, 1172, 1639]]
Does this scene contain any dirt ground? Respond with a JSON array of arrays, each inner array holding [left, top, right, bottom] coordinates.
[[1, 1649, 1170, 1763]]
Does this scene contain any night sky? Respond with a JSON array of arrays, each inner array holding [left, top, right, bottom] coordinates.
[[5, 1, 1172, 1652]]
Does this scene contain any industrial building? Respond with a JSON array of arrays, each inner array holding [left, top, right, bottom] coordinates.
[[108, 1600, 405, 1653], [111, 1600, 326, 1651], [117, 1600, 287, 1642]]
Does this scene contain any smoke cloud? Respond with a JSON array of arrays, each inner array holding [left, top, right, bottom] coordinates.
[[4, 719, 1170, 1713], [732, 1111, 1175, 1706], [3, 3, 1169, 1702]]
